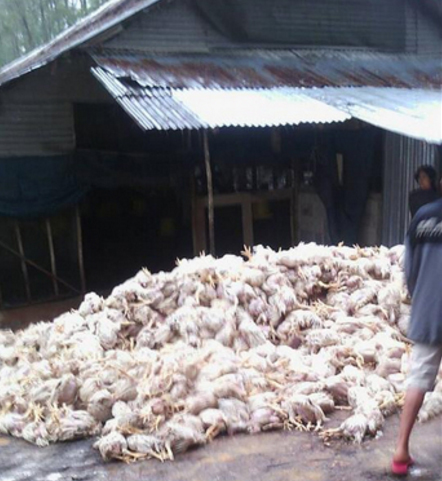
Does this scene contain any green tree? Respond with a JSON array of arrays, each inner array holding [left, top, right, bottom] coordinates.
[[0, 0, 109, 67]]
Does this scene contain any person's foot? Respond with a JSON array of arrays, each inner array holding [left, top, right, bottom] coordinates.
[[393, 447, 412, 465], [391, 454, 414, 476]]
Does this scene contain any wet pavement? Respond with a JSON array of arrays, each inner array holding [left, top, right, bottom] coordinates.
[[0, 414, 441, 481]]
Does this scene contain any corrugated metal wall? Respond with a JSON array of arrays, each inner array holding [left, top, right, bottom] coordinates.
[[225, 0, 406, 50], [0, 58, 110, 157], [4, 58, 109, 103], [105, 0, 234, 51], [106, 0, 408, 52], [382, 133, 438, 247], [0, 102, 75, 157], [405, 1, 442, 54]]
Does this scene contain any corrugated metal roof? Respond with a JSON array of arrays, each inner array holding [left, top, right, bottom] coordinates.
[[0, 0, 164, 87], [92, 50, 442, 90], [305, 87, 442, 144], [92, 67, 350, 130], [382, 132, 438, 246], [92, 67, 204, 129], [173, 88, 351, 128], [1, 0, 440, 89], [92, 52, 442, 142]]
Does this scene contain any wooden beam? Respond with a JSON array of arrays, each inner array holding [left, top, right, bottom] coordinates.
[[290, 158, 298, 246], [46, 219, 59, 296], [197, 189, 293, 208], [1, 236, 80, 294], [191, 176, 198, 257], [203, 130, 215, 256], [75, 206, 86, 294], [242, 197, 254, 248], [14, 221, 31, 302]]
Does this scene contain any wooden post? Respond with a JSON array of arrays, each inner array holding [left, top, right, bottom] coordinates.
[[14, 221, 31, 302], [0, 238, 80, 294], [191, 175, 197, 256], [46, 219, 59, 296], [290, 158, 299, 246], [242, 195, 254, 248], [75, 206, 86, 294], [195, 199, 207, 254], [203, 130, 215, 256]]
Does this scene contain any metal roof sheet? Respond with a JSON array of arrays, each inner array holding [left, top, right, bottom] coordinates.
[[92, 50, 442, 142], [0, 0, 163, 87], [173, 88, 351, 128], [305, 87, 442, 144], [92, 50, 442, 90], [92, 67, 350, 130], [92, 67, 204, 130]]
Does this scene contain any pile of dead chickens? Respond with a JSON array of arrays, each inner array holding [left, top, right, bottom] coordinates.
[[0, 243, 441, 462]]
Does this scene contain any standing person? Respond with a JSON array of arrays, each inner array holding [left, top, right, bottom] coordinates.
[[391, 197, 442, 476], [408, 165, 440, 218]]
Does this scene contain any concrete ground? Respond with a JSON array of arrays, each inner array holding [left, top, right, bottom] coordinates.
[[0, 415, 441, 481]]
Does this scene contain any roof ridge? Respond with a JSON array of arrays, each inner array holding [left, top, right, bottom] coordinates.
[[0, 0, 164, 87]]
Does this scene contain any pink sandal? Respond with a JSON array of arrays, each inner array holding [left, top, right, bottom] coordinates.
[[391, 457, 415, 476]]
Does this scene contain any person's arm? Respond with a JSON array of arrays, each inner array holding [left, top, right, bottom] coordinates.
[[404, 235, 415, 296], [404, 214, 420, 297]]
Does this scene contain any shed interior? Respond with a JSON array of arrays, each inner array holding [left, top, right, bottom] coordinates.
[[0, 103, 384, 309]]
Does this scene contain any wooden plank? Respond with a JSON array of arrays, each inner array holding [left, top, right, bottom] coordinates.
[[190, 176, 199, 257], [199, 189, 293, 208], [242, 197, 254, 248], [75, 207, 87, 294], [14, 221, 31, 302], [193, 197, 209, 254], [46, 219, 59, 296], [0, 238, 80, 294], [197, 203, 207, 254], [290, 159, 299, 246], [203, 131, 215, 256]]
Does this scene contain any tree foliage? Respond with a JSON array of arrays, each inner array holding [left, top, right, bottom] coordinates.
[[0, 0, 109, 67]]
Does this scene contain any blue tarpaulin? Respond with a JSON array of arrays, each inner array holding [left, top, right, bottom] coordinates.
[[0, 156, 88, 219]]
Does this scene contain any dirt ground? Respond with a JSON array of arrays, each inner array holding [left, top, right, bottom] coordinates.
[[0, 297, 82, 331], [0, 414, 441, 481], [1, 303, 441, 481]]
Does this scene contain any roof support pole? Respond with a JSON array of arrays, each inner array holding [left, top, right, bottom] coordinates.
[[76, 206, 87, 294], [14, 221, 31, 303], [203, 130, 215, 256], [0, 235, 80, 294], [45, 218, 59, 297]]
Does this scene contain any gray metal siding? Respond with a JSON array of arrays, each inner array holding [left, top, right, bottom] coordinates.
[[405, 2, 442, 54], [105, 0, 233, 52], [0, 58, 110, 157], [0, 101, 75, 157], [233, 0, 406, 50], [382, 133, 438, 247], [4, 58, 110, 103], [105, 0, 408, 52]]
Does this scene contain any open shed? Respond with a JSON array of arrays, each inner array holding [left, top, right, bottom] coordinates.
[[0, 0, 441, 312]]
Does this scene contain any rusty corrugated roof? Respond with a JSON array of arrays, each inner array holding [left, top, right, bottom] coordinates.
[[92, 67, 205, 129], [92, 51, 442, 143], [92, 66, 350, 130], [92, 50, 442, 90]]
